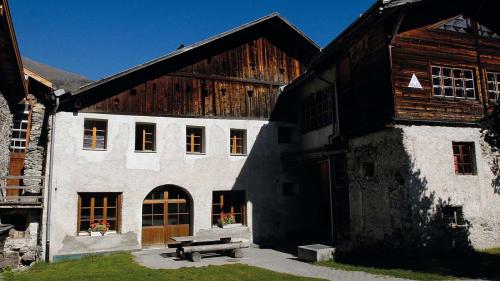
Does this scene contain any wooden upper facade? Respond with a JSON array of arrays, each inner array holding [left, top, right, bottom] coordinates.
[[284, 0, 500, 138], [63, 14, 319, 120], [0, 0, 26, 103]]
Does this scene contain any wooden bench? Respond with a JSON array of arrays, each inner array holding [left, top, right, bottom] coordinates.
[[171, 226, 250, 262]]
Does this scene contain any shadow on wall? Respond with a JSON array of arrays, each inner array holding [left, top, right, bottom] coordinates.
[[228, 123, 326, 247], [349, 128, 473, 255], [339, 128, 500, 280]]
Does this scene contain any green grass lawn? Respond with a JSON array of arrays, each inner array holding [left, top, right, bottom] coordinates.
[[315, 248, 500, 281], [2, 252, 323, 281]]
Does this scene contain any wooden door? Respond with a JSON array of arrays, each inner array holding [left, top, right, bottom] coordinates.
[[142, 186, 190, 247], [6, 152, 25, 196]]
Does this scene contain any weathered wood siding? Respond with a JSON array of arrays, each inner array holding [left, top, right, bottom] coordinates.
[[335, 24, 394, 137], [391, 18, 500, 123], [82, 37, 304, 119]]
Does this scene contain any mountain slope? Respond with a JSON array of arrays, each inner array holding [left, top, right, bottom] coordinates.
[[22, 57, 93, 93]]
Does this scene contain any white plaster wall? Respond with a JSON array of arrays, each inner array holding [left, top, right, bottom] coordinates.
[[401, 125, 500, 249], [48, 112, 290, 259], [301, 124, 334, 150]]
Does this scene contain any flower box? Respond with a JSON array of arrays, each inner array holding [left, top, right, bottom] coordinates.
[[221, 223, 243, 229], [89, 231, 104, 237]]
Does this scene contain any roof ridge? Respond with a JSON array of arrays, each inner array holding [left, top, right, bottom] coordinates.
[[75, 13, 318, 95]]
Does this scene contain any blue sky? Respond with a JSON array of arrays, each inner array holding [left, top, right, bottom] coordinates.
[[10, 0, 374, 80]]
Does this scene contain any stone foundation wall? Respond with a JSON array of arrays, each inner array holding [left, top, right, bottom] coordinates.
[[0, 210, 40, 269]]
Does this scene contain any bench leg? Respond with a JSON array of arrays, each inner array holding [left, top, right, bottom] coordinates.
[[229, 249, 243, 258], [176, 248, 184, 259], [188, 252, 202, 262]]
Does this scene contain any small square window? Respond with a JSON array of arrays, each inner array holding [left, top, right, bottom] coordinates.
[[442, 205, 465, 226], [277, 127, 293, 144], [83, 119, 107, 150], [135, 123, 156, 152], [282, 183, 299, 196], [186, 126, 204, 154], [452, 142, 476, 175], [361, 162, 375, 177], [230, 129, 246, 155]]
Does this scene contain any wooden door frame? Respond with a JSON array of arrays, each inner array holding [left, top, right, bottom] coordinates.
[[141, 185, 193, 247]]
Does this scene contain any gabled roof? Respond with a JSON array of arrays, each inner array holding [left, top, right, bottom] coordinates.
[[24, 68, 53, 89], [71, 13, 319, 98], [285, 0, 499, 92], [0, 0, 27, 102]]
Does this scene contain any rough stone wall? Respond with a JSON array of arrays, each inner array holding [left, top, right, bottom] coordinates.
[[0, 210, 40, 269], [346, 125, 500, 253], [346, 128, 408, 250], [0, 93, 13, 188], [401, 125, 500, 250], [23, 102, 47, 191]]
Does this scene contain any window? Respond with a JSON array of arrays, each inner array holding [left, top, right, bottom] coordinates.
[[300, 88, 334, 133], [186, 127, 204, 153], [10, 103, 30, 152], [361, 162, 375, 177], [452, 142, 476, 175], [83, 119, 107, 150], [438, 15, 499, 39], [278, 127, 293, 144], [442, 206, 465, 226], [230, 129, 246, 155], [78, 193, 121, 234], [135, 123, 155, 152], [142, 188, 190, 227], [487, 71, 500, 102], [431, 66, 475, 99], [282, 183, 299, 196], [212, 191, 246, 226]]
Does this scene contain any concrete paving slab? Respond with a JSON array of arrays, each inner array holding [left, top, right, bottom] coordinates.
[[133, 247, 412, 281]]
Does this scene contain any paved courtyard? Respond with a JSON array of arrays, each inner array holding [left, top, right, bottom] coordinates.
[[133, 247, 411, 281]]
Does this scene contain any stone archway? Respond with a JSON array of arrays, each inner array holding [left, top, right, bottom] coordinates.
[[141, 185, 192, 247]]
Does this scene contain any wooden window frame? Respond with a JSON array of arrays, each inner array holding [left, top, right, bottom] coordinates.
[[135, 123, 156, 152], [10, 102, 31, 152], [229, 129, 246, 155], [83, 119, 108, 150], [186, 126, 205, 154], [77, 193, 122, 235], [452, 142, 476, 175], [486, 71, 500, 103], [211, 191, 246, 227], [431, 65, 476, 100], [300, 88, 334, 133], [442, 205, 465, 227]]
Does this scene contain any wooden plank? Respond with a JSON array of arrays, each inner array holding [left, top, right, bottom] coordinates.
[[181, 242, 250, 254]]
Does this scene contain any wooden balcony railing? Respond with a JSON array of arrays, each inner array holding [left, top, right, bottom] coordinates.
[[0, 175, 45, 207]]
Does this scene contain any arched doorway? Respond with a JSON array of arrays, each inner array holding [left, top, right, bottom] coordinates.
[[142, 185, 192, 247]]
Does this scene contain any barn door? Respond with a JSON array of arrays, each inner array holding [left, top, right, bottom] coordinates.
[[142, 186, 191, 247]]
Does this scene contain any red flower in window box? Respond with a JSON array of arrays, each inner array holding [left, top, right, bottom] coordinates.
[[216, 212, 236, 228], [88, 220, 110, 236]]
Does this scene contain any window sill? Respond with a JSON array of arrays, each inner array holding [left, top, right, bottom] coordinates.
[[82, 148, 107, 151], [186, 152, 206, 155], [230, 154, 247, 157], [78, 231, 117, 236], [455, 173, 477, 176], [134, 150, 157, 153]]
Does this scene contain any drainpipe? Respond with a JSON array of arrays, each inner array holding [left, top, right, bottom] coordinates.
[[45, 93, 60, 262]]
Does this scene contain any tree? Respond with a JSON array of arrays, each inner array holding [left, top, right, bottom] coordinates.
[[480, 102, 500, 193]]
